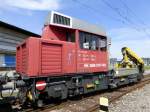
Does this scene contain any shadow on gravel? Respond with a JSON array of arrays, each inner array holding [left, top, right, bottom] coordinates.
[[0, 103, 22, 112], [0, 103, 12, 112]]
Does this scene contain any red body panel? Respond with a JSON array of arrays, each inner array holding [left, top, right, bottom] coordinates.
[[42, 25, 75, 41], [16, 25, 108, 77], [41, 43, 62, 74], [77, 50, 108, 73]]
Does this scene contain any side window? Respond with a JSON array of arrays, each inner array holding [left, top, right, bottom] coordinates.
[[91, 36, 97, 50], [79, 32, 90, 49], [96, 37, 100, 50], [99, 38, 107, 51], [84, 34, 90, 49], [66, 32, 75, 42], [79, 31, 107, 51], [79, 32, 84, 49]]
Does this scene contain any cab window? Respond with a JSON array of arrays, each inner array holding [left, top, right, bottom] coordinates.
[[66, 32, 75, 42], [79, 32, 90, 49], [99, 38, 107, 51], [79, 31, 107, 51], [90, 36, 97, 50]]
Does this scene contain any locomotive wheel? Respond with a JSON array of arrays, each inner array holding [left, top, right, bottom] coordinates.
[[137, 73, 144, 81], [36, 100, 43, 108]]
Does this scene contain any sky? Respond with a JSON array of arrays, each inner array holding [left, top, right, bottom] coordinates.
[[0, 0, 150, 59]]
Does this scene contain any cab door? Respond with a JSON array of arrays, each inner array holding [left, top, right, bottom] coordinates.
[[63, 42, 76, 73]]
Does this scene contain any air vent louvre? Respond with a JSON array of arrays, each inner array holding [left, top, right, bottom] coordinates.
[[53, 13, 71, 27]]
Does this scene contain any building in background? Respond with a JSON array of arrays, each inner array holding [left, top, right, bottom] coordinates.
[[142, 58, 150, 66], [110, 58, 117, 68], [0, 21, 40, 70]]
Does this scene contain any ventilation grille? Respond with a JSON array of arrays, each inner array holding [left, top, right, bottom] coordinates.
[[21, 44, 28, 73], [41, 42, 62, 74], [16, 43, 28, 74], [51, 12, 72, 28]]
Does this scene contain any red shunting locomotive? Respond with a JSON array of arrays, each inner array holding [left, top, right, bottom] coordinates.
[[16, 11, 108, 106], [0, 11, 143, 107]]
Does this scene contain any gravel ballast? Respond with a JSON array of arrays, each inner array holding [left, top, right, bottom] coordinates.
[[109, 84, 150, 112]]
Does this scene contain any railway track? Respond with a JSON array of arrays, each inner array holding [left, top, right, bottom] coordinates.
[[85, 75, 150, 112], [17, 75, 150, 112]]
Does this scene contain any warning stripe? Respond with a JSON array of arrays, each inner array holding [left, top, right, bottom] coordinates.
[[36, 83, 46, 87]]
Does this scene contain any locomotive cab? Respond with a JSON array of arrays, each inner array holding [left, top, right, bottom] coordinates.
[[16, 11, 108, 77]]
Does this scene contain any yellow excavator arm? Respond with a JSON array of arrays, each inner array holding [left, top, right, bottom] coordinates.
[[116, 47, 144, 73]]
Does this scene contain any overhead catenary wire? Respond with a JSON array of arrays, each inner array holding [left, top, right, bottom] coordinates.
[[71, 0, 131, 25], [71, 0, 126, 24], [101, 0, 150, 37], [119, 0, 150, 35], [72, 0, 150, 37], [119, 0, 148, 28]]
